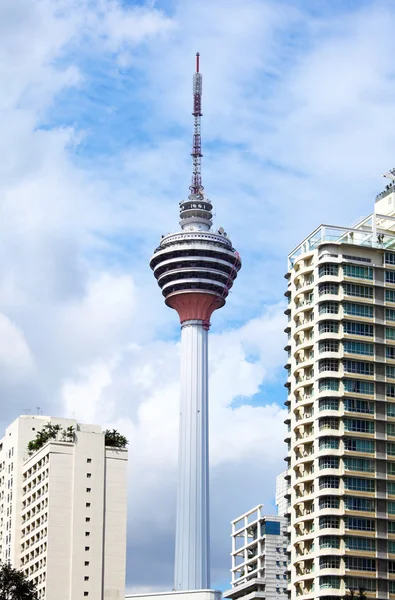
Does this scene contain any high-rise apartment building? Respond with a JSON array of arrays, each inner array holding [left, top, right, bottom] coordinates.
[[0, 415, 128, 600], [223, 506, 288, 600], [284, 173, 395, 599]]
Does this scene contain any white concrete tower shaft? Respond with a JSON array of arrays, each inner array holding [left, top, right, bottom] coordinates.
[[175, 320, 210, 589]]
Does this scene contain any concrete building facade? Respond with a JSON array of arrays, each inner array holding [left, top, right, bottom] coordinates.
[[223, 506, 288, 600], [0, 415, 128, 600], [284, 174, 395, 599]]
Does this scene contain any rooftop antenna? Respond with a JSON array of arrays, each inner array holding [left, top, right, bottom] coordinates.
[[383, 168, 395, 181], [22, 408, 31, 414], [190, 52, 203, 196], [36, 406, 42, 415]]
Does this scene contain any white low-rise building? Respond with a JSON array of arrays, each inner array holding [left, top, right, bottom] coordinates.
[[223, 506, 288, 600], [0, 415, 128, 600]]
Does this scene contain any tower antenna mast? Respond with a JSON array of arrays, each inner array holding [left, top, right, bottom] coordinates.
[[190, 52, 203, 196]]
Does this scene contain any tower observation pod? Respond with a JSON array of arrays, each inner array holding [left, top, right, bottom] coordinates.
[[150, 54, 241, 591]]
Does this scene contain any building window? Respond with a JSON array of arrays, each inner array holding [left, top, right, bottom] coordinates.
[[319, 321, 339, 334], [319, 576, 340, 589], [343, 321, 373, 337], [85, 532, 90, 537], [386, 252, 395, 265], [389, 521, 395, 534], [319, 437, 339, 450], [319, 536, 340, 549], [389, 423, 395, 437], [344, 283, 373, 298], [87, 458, 92, 463], [320, 557, 340, 570], [85, 547, 90, 551], [344, 496, 374, 512], [343, 360, 374, 376], [344, 380, 374, 395], [344, 457, 374, 472], [344, 418, 374, 434], [389, 541, 395, 554], [343, 340, 373, 356], [86, 488, 91, 493], [387, 327, 395, 340], [319, 283, 339, 296], [346, 577, 376, 592], [86, 503, 91, 508], [344, 302, 373, 318], [319, 379, 339, 392], [319, 264, 339, 277], [87, 473, 91, 478], [319, 301, 339, 315], [386, 271, 395, 284], [319, 496, 339, 510], [343, 264, 373, 280], [345, 557, 376, 571], [345, 536, 375, 551], [86, 517, 91, 522], [344, 438, 374, 453], [319, 456, 339, 470], [319, 359, 339, 373], [319, 398, 339, 411], [344, 477, 375, 492], [387, 290, 395, 303], [345, 518, 375, 531], [84, 576, 89, 581], [319, 516, 340, 530], [388, 403, 395, 417], [387, 308, 395, 322], [388, 502, 395, 515], [344, 398, 374, 414], [319, 417, 339, 431], [84, 561, 89, 566], [84, 594, 89, 597], [319, 340, 339, 354], [319, 476, 340, 490]]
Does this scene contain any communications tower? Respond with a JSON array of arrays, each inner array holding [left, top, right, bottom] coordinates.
[[150, 54, 241, 591]]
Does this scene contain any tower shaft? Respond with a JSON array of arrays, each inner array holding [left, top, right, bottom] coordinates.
[[174, 319, 210, 590]]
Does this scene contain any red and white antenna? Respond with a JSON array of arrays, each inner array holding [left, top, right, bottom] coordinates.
[[190, 52, 203, 195]]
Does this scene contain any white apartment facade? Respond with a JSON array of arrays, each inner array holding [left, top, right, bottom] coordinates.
[[284, 175, 395, 599], [223, 506, 288, 600], [0, 415, 128, 600]]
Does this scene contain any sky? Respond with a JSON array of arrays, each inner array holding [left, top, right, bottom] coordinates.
[[1, 0, 395, 592]]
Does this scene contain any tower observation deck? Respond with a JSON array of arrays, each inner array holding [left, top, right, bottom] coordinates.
[[150, 54, 241, 591]]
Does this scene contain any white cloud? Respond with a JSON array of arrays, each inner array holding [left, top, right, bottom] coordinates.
[[0, 314, 35, 383]]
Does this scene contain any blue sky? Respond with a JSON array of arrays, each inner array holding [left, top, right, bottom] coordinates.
[[1, 0, 395, 592]]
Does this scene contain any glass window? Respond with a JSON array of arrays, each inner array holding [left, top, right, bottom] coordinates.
[[344, 477, 375, 492], [389, 425, 395, 439], [344, 438, 374, 453], [387, 289, 395, 303], [344, 496, 375, 511], [343, 360, 374, 376], [319, 264, 339, 277], [386, 271, 395, 284], [389, 482, 395, 495], [319, 379, 339, 392], [388, 462, 395, 476], [344, 302, 373, 318], [389, 561, 395, 574], [344, 457, 374, 472], [389, 541, 395, 554], [386, 253, 395, 265], [388, 385, 395, 398], [319, 456, 339, 470], [343, 321, 373, 337], [319, 398, 339, 411], [320, 556, 340, 570], [319, 321, 339, 334], [388, 443, 395, 456], [387, 308, 395, 321], [345, 518, 375, 531], [343, 340, 374, 356], [389, 521, 395, 534], [344, 398, 374, 414], [319, 536, 340, 549], [344, 380, 374, 395], [319, 576, 340, 589], [319, 516, 340, 529], [319, 359, 339, 373], [319, 417, 339, 431], [319, 340, 339, 353], [387, 367, 395, 379], [345, 577, 376, 592], [343, 264, 373, 280], [345, 557, 376, 571], [319, 437, 339, 450], [319, 476, 340, 490], [389, 502, 395, 515], [344, 537, 375, 551], [387, 347, 395, 360], [319, 302, 339, 315], [319, 283, 339, 296], [319, 496, 339, 509], [387, 327, 395, 340], [344, 284, 373, 298], [388, 403, 395, 417], [344, 418, 374, 433]]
